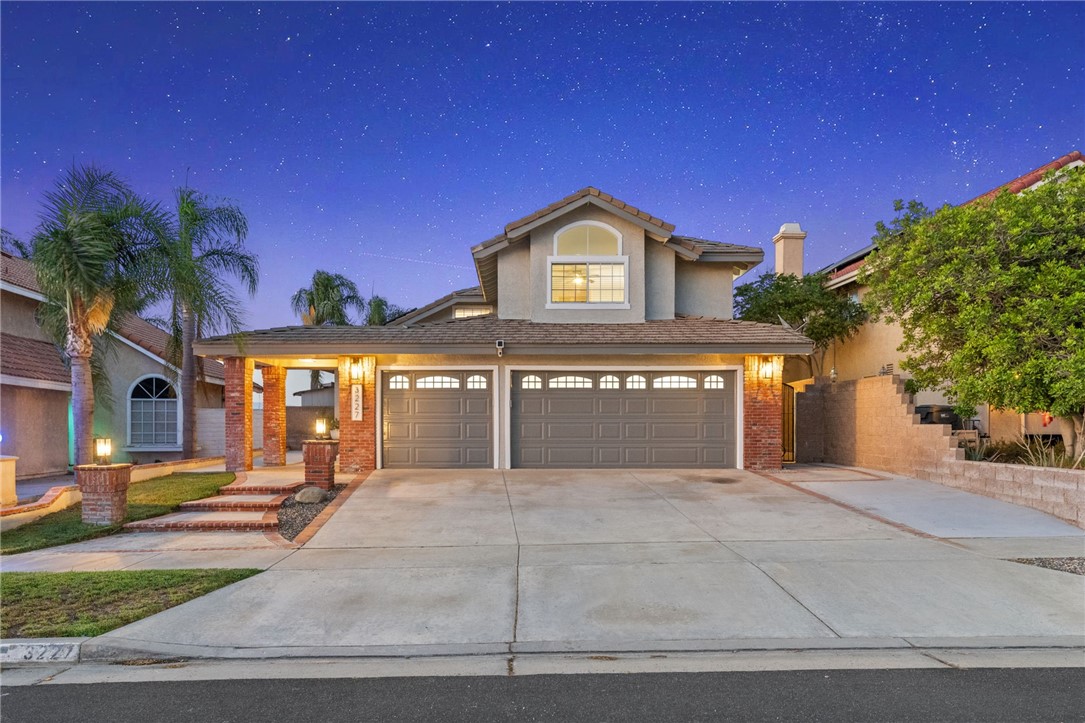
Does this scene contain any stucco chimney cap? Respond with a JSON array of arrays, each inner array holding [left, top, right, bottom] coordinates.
[[776, 223, 806, 237]]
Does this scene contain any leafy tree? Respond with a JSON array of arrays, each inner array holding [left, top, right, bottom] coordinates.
[[155, 188, 258, 459], [21, 165, 165, 464], [735, 272, 867, 376], [862, 167, 1085, 457], [291, 270, 365, 387], [365, 294, 408, 326]]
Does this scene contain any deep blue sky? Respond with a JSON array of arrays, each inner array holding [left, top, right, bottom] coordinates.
[[3, 2, 1083, 330]]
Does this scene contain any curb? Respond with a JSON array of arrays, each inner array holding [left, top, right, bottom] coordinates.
[[1, 638, 88, 665]]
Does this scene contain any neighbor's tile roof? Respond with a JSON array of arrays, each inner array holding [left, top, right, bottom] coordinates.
[[195, 315, 812, 355], [2, 252, 226, 381], [504, 187, 676, 235], [0, 332, 69, 385]]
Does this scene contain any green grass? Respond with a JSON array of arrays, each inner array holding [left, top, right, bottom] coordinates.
[[0, 569, 260, 638], [1, 472, 234, 555]]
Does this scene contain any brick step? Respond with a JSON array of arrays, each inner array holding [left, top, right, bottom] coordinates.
[[178, 494, 287, 512], [220, 481, 306, 496], [124, 510, 277, 532]]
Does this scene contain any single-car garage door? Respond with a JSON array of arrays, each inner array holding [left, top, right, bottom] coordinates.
[[511, 370, 737, 468], [382, 370, 493, 468]]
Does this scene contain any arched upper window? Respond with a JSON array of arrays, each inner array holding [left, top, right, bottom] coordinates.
[[129, 376, 179, 447], [554, 222, 621, 256], [388, 374, 410, 390]]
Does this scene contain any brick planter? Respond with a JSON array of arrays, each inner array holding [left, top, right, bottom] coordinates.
[[75, 464, 132, 525], [302, 440, 339, 490]]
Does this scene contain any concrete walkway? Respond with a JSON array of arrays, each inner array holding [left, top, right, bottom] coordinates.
[[59, 464, 1082, 661]]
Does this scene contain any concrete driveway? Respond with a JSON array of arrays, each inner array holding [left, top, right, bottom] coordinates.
[[86, 467, 1085, 659]]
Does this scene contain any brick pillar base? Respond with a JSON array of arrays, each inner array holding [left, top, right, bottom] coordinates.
[[303, 440, 339, 489], [75, 464, 132, 525]]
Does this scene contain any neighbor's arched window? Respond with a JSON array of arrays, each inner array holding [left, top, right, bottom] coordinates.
[[549, 221, 628, 306], [129, 376, 179, 447]]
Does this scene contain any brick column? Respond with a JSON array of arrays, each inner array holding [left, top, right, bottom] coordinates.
[[743, 355, 783, 470], [224, 357, 254, 472], [337, 355, 376, 473], [303, 440, 339, 489], [75, 464, 131, 525], [261, 365, 287, 466]]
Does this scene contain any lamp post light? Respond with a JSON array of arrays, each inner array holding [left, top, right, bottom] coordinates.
[[314, 418, 328, 440], [94, 437, 113, 466]]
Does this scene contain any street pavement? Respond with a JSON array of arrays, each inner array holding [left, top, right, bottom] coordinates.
[[25, 464, 1076, 661]]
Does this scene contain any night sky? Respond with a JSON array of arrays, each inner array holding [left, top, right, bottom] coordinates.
[[3, 2, 1083, 332]]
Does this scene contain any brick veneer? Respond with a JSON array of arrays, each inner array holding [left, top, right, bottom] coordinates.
[[796, 375, 1085, 529], [262, 365, 287, 466], [337, 356, 376, 473], [224, 357, 254, 472], [75, 464, 131, 525], [743, 355, 783, 470], [303, 440, 339, 489]]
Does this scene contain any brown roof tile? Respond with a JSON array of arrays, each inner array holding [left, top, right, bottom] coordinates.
[[1, 253, 42, 294], [968, 150, 1083, 204], [503, 187, 677, 235], [195, 315, 812, 356], [0, 332, 69, 385]]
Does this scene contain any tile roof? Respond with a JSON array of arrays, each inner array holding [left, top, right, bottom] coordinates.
[[504, 187, 676, 236], [1, 252, 226, 381], [195, 315, 812, 356], [386, 286, 485, 327], [0, 332, 69, 385]]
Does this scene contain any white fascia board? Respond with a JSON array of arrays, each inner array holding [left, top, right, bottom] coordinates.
[[0, 374, 71, 392], [0, 281, 46, 302], [107, 331, 225, 386]]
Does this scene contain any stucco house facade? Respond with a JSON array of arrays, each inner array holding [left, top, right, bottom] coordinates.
[[195, 188, 811, 473], [805, 150, 1084, 441], [1, 252, 229, 477]]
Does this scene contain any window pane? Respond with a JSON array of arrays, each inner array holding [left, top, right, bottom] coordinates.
[[704, 374, 726, 389], [521, 374, 542, 390], [653, 375, 698, 389], [625, 375, 646, 389], [466, 374, 488, 390], [388, 375, 409, 390], [416, 375, 460, 389], [587, 263, 625, 303], [599, 374, 620, 390], [454, 306, 493, 319], [586, 226, 619, 255], [551, 263, 588, 303], [548, 375, 593, 389], [556, 225, 589, 255], [556, 224, 619, 256]]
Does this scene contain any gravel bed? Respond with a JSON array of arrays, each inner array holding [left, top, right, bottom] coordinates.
[[277, 485, 344, 541], [1010, 557, 1085, 575]]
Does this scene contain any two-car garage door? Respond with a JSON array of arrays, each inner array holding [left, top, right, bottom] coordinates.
[[381, 369, 738, 469]]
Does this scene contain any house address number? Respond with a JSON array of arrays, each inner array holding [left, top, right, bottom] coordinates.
[[351, 384, 364, 421]]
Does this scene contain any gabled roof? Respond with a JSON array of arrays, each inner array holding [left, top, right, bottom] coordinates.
[[0, 332, 70, 386], [1, 252, 226, 382], [385, 286, 487, 327], [820, 150, 1083, 284], [195, 314, 812, 357], [504, 187, 676, 237]]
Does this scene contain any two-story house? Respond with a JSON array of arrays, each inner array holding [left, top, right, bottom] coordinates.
[[194, 188, 811, 473]]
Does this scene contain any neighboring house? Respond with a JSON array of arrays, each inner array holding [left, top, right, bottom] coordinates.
[[195, 187, 812, 473], [808, 150, 1084, 440], [293, 383, 337, 407], [1, 252, 231, 476]]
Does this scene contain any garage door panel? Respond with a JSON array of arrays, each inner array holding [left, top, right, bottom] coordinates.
[[382, 371, 493, 468], [511, 370, 737, 469]]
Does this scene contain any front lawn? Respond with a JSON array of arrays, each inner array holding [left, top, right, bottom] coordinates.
[[0, 569, 259, 638], [0, 472, 234, 555]]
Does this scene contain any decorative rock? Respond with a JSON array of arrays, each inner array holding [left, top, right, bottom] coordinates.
[[294, 486, 327, 504]]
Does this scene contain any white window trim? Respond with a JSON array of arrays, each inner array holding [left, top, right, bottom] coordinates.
[[552, 220, 624, 255], [125, 374, 183, 449], [502, 365, 744, 470], [545, 255, 631, 310]]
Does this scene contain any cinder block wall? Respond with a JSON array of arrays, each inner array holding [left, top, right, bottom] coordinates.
[[796, 375, 1084, 528]]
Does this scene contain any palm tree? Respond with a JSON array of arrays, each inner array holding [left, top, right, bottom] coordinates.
[[24, 165, 164, 464], [291, 270, 365, 387], [365, 294, 407, 326], [156, 187, 258, 459]]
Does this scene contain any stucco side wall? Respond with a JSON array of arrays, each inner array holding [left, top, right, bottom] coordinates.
[[0, 385, 70, 478], [497, 242, 531, 319], [1, 291, 50, 341], [674, 262, 733, 320], [644, 241, 675, 320], [527, 205, 647, 323]]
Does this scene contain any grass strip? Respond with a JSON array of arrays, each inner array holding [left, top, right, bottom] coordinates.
[[1, 472, 234, 555], [0, 568, 260, 638]]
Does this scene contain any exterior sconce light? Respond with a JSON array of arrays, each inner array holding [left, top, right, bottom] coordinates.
[[759, 357, 775, 380], [314, 418, 328, 439], [830, 367, 838, 383], [349, 359, 363, 384], [94, 437, 113, 465]]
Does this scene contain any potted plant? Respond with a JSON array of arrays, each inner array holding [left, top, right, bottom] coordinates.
[[329, 418, 340, 440]]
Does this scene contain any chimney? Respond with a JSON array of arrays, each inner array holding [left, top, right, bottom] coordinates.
[[773, 223, 806, 277]]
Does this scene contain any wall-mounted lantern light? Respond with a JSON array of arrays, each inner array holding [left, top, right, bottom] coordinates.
[[94, 437, 113, 465], [759, 356, 775, 380], [314, 418, 328, 439], [349, 359, 363, 384]]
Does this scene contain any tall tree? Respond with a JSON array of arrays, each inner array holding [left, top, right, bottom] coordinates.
[[735, 271, 867, 376], [156, 187, 258, 459], [23, 165, 164, 464], [364, 294, 407, 326], [863, 167, 1085, 458], [291, 270, 365, 387]]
